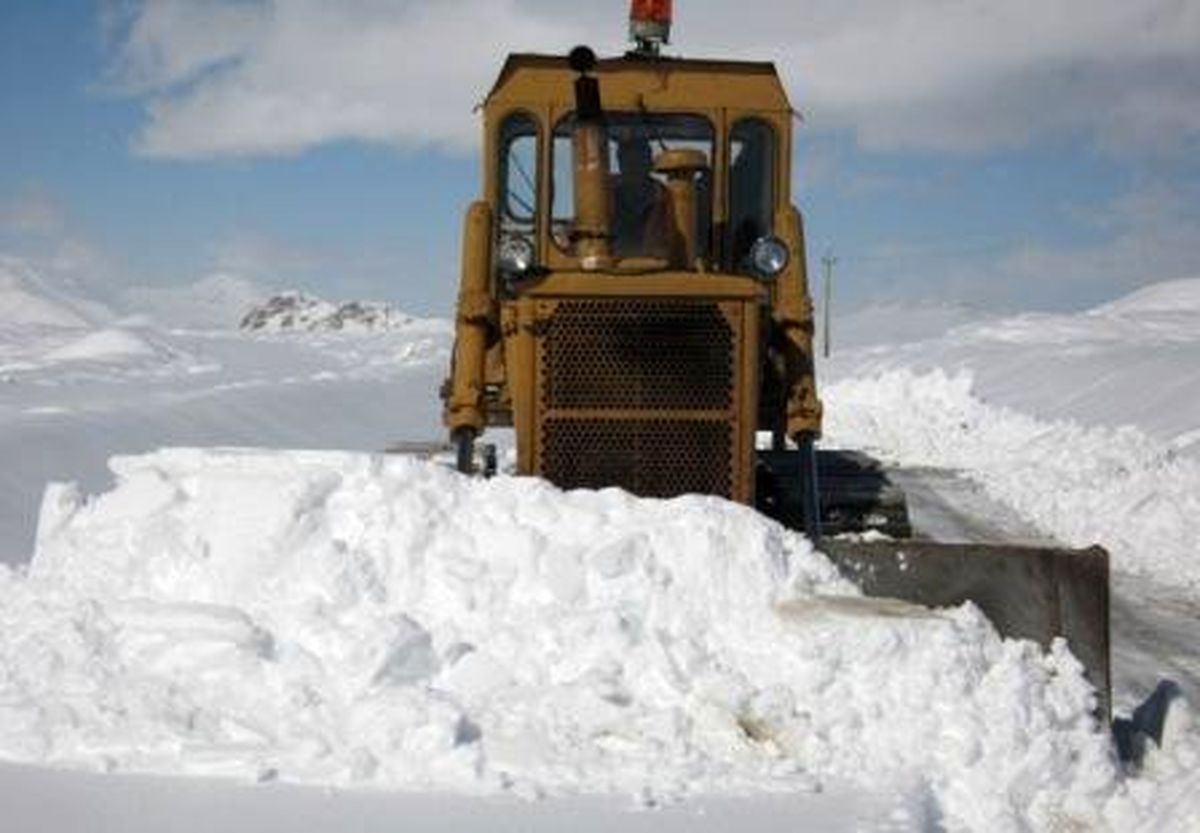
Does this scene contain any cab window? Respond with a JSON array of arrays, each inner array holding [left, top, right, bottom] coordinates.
[[729, 118, 776, 269], [552, 113, 713, 260], [497, 112, 539, 242]]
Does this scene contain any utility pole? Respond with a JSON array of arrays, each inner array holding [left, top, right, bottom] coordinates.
[[821, 251, 837, 358]]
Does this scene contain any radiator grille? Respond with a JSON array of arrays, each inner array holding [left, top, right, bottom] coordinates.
[[535, 298, 741, 499], [541, 300, 734, 410], [541, 418, 732, 497]]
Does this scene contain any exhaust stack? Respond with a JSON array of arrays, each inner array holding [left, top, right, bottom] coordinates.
[[568, 47, 613, 271]]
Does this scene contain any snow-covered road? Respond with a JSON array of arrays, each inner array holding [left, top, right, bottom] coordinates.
[[892, 465, 1200, 713], [0, 762, 927, 833]]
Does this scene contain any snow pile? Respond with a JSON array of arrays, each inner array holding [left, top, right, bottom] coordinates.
[[240, 293, 416, 333], [121, 274, 270, 330], [0, 450, 1122, 829], [823, 369, 1200, 590]]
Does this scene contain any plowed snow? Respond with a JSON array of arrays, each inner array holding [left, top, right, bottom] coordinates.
[[0, 449, 1128, 830]]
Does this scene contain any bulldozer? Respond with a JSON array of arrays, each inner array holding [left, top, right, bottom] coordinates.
[[440, 1, 1111, 719]]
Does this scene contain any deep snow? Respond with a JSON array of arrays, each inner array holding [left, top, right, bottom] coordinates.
[[0, 263, 1198, 830], [0, 450, 1131, 830]]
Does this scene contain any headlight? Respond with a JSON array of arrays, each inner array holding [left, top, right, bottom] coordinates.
[[497, 233, 535, 276], [748, 235, 789, 279]]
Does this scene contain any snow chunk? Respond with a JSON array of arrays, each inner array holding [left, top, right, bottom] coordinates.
[[0, 449, 1123, 828]]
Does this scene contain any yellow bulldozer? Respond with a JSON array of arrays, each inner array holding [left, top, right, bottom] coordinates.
[[440, 1, 1111, 718]]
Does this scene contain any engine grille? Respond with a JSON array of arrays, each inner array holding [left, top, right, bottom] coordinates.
[[541, 418, 732, 497], [536, 299, 740, 499], [541, 300, 733, 410]]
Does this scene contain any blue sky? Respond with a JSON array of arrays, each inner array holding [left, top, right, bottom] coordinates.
[[2, 1, 1198, 316]]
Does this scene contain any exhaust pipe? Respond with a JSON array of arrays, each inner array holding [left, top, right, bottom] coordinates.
[[568, 47, 613, 272]]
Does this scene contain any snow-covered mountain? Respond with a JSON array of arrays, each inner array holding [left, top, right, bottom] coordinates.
[[0, 259, 193, 375], [830, 298, 993, 349], [824, 276, 1200, 454], [239, 291, 418, 333], [0, 256, 104, 331], [1095, 276, 1200, 316], [119, 273, 271, 330]]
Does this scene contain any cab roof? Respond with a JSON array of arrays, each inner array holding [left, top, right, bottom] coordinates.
[[485, 52, 793, 114]]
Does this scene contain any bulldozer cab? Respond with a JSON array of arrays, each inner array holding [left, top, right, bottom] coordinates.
[[488, 57, 789, 277]]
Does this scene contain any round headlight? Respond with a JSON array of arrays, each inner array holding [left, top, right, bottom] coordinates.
[[748, 235, 789, 279], [497, 233, 535, 276]]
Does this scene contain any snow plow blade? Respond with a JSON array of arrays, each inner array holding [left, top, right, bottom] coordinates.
[[821, 539, 1111, 720]]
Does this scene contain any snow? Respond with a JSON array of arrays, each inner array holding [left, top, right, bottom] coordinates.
[[0, 282, 451, 562], [42, 328, 158, 363], [0, 263, 1198, 829], [0, 260, 95, 331], [1096, 277, 1200, 316], [822, 368, 1200, 591], [1, 449, 1124, 830], [0, 256, 113, 375], [0, 761, 932, 833], [823, 277, 1200, 453]]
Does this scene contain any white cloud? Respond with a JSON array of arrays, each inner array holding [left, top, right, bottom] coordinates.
[[105, 0, 1200, 160], [696, 1, 1200, 155], [108, 0, 580, 158], [0, 189, 66, 236], [101, 0, 271, 93]]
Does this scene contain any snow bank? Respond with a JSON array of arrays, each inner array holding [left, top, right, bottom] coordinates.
[[0, 450, 1123, 830], [823, 369, 1200, 591]]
